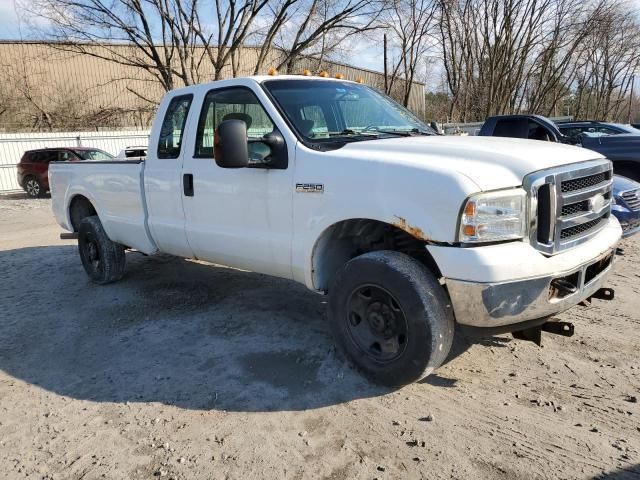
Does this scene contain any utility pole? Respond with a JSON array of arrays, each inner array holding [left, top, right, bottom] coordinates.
[[628, 75, 635, 124], [383, 34, 388, 94]]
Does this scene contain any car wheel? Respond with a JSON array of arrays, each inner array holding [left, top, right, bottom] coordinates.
[[78, 216, 126, 284], [328, 250, 454, 387], [24, 176, 45, 198]]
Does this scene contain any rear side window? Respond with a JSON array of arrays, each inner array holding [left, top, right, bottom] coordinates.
[[493, 119, 528, 138], [29, 151, 57, 163], [158, 95, 193, 159], [24, 151, 45, 163]]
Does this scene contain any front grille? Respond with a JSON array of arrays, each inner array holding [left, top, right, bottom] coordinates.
[[526, 160, 613, 255], [561, 200, 589, 217], [621, 189, 640, 211], [560, 217, 607, 239], [561, 171, 609, 193]]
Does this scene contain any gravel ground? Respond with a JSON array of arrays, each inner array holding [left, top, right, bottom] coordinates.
[[0, 194, 639, 480]]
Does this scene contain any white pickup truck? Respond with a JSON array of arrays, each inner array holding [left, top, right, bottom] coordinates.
[[50, 75, 621, 386]]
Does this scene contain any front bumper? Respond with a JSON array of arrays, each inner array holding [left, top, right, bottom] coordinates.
[[428, 216, 621, 328], [446, 248, 615, 327]]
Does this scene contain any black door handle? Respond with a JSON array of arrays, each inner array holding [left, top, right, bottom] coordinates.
[[183, 173, 194, 196]]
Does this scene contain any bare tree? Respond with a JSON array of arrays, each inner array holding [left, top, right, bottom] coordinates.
[[26, 0, 276, 89], [572, 1, 640, 120], [257, 0, 382, 74], [382, 0, 438, 107]]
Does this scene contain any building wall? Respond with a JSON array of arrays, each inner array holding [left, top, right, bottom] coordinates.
[[0, 41, 426, 132]]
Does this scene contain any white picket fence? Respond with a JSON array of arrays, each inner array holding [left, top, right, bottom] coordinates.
[[0, 130, 150, 193]]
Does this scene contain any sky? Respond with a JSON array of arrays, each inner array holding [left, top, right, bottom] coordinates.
[[0, 0, 22, 39]]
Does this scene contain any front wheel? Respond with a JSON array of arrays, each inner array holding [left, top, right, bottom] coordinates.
[[78, 216, 126, 284], [328, 251, 454, 387]]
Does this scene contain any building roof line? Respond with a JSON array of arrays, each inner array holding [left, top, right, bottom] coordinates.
[[0, 39, 425, 87]]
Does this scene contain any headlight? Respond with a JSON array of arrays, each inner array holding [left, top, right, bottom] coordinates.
[[459, 189, 527, 243]]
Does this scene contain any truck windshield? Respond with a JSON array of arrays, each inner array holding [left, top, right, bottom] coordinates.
[[263, 79, 433, 145]]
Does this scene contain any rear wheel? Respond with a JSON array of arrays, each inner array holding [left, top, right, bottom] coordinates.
[[328, 251, 454, 386], [24, 176, 45, 198], [78, 216, 126, 284]]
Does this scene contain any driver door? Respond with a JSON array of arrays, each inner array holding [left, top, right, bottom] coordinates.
[[181, 86, 294, 279]]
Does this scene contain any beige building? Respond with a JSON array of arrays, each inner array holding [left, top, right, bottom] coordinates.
[[0, 41, 425, 133]]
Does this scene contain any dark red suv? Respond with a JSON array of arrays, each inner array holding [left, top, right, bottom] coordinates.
[[17, 147, 113, 197]]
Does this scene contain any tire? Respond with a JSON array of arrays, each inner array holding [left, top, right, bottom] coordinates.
[[24, 176, 45, 198], [78, 216, 126, 284], [328, 250, 454, 387]]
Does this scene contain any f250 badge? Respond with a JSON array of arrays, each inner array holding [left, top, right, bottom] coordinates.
[[296, 183, 324, 193]]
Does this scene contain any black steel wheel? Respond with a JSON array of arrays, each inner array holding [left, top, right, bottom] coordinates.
[[78, 216, 126, 284], [329, 250, 454, 386], [346, 285, 408, 363]]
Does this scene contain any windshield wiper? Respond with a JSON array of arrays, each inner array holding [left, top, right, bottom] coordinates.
[[363, 128, 433, 137], [328, 129, 377, 137], [371, 129, 413, 137]]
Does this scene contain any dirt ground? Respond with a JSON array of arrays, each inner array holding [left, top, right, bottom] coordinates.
[[0, 194, 638, 480]]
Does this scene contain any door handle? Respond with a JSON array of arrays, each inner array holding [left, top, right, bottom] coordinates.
[[183, 173, 194, 197]]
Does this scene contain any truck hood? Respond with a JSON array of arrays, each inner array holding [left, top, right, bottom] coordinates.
[[340, 135, 605, 191]]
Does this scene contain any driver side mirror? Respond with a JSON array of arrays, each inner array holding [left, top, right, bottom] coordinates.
[[214, 119, 249, 168]]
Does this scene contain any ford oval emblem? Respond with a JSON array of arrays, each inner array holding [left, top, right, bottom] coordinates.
[[589, 193, 606, 212]]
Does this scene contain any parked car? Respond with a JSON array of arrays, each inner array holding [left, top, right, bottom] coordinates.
[[479, 115, 640, 181], [612, 174, 640, 237], [478, 114, 640, 237], [116, 146, 147, 160], [50, 75, 620, 386], [17, 147, 114, 197], [556, 120, 640, 142]]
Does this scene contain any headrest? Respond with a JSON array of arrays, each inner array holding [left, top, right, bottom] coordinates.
[[223, 112, 253, 129]]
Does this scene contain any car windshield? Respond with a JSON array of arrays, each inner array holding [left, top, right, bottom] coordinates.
[[263, 79, 434, 143], [609, 124, 640, 135], [75, 149, 114, 160]]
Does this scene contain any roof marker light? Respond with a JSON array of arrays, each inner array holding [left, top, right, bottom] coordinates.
[[267, 67, 278, 76]]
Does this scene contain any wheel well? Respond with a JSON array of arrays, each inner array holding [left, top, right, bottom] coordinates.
[[69, 195, 97, 232], [312, 219, 441, 292]]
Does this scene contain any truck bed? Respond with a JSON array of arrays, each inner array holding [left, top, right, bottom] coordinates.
[[49, 159, 157, 254]]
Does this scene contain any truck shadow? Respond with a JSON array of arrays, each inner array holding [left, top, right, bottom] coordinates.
[[0, 245, 477, 412], [591, 465, 640, 480]]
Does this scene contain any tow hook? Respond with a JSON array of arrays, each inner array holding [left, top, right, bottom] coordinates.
[[550, 278, 578, 296], [512, 320, 574, 346], [579, 287, 615, 306]]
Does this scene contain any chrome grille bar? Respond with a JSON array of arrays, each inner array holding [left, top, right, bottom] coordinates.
[[524, 159, 613, 255], [621, 189, 640, 211]]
